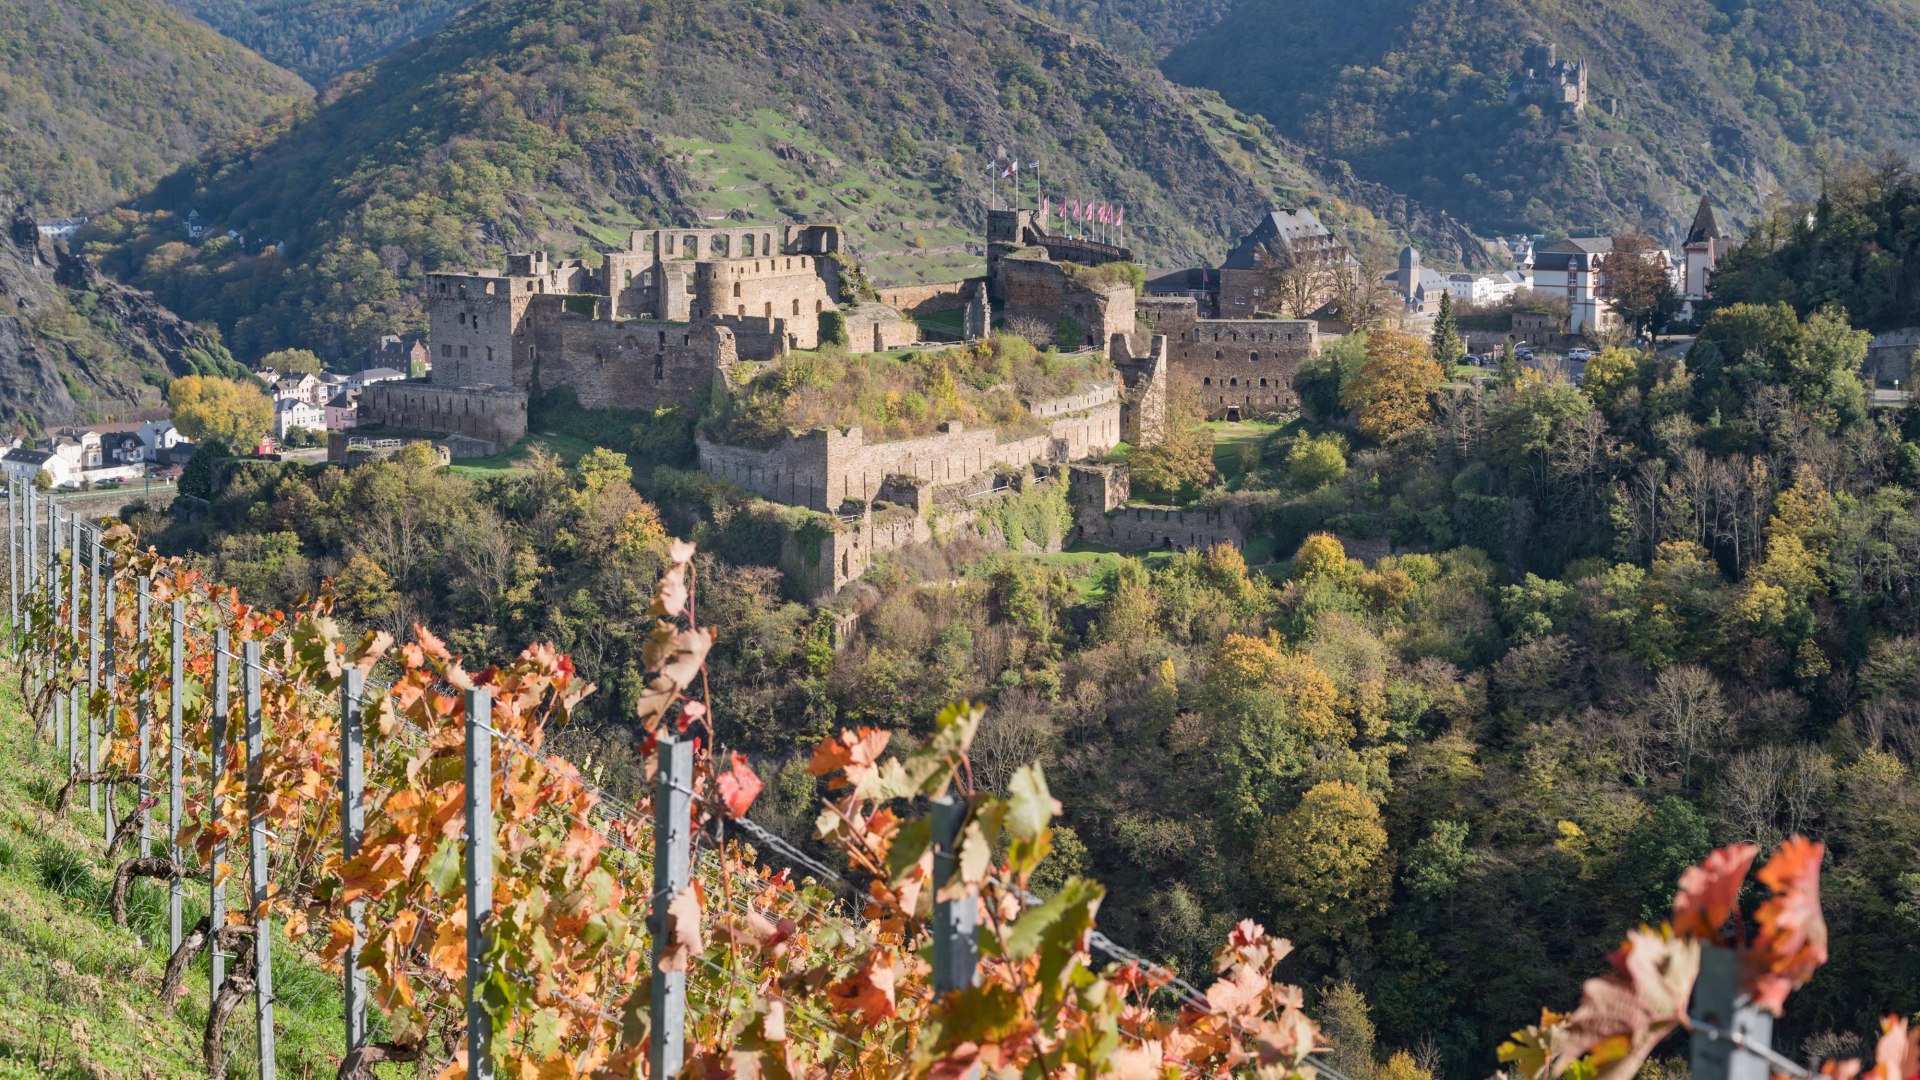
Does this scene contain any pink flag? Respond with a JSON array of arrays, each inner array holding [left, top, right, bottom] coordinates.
[[1115, 206, 1125, 229], [1041, 195, 1050, 221], [1082, 200, 1094, 221], [1098, 205, 1110, 225]]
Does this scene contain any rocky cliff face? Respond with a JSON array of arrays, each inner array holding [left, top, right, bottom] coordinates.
[[0, 197, 240, 430]]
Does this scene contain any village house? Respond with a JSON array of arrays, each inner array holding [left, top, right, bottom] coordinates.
[[273, 396, 327, 439], [325, 390, 361, 432]]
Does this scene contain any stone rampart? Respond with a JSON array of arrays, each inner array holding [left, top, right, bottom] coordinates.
[[359, 382, 528, 450], [699, 384, 1120, 512], [997, 256, 1135, 349], [1140, 296, 1317, 418], [876, 279, 983, 316], [1067, 462, 1251, 552], [533, 315, 736, 411]]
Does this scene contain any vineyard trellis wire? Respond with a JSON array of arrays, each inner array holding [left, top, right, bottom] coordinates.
[[5, 475, 1337, 1080], [1, 472, 1815, 1080]]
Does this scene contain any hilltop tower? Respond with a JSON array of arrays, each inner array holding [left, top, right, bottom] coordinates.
[[1399, 245, 1421, 306], [1682, 195, 1727, 303]]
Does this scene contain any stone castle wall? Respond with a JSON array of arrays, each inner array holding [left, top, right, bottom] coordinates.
[[359, 383, 528, 451], [997, 257, 1135, 349], [698, 383, 1121, 512], [1139, 296, 1317, 418], [694, 256, 835, 347], [1067, 463, 1251, 552], [531, 314, 737, 411], [876, 279, 982, 316]]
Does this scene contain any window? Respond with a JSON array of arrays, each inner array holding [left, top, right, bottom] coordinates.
[[792, 299, 800, 316], [732, 282, 741, 298], [459, 346, 468, 359], [1229, 377, 1237, 386], [1250, 352, 1259, 363], [1259, 378, 1267, 387], [486, 347, 494, 364], [1203, 377, 1212, 386], [442, 344, 451, 358], [459, 312, 467, 326], [623, 269, 632, 286], [654, 355, 664, 381]]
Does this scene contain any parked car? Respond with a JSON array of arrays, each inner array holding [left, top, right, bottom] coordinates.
[[1567, 347, 1594, 361]]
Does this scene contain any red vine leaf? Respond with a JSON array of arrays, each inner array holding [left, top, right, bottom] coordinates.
[[1553, 927, 1700, 1080], [716, 752, 763, 819], [827, 948, 898, 1024], [658, 886, 703, 975], [1670, 843, 1757, 942], [1744, 836, 1828, 1016]]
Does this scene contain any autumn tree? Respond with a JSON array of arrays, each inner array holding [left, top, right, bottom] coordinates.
[[1645, 664, 1729, 791], [1342, 330, 1443, 441], [167, 375, 272, 448], [1257, 241, 1341, 317], [260, 348, 325, 375], [1604, 234, 1680, 336], [1252, 780, 1391, 942], [1130, 383, 1217, 502], [1430, 291, 1465, 369]]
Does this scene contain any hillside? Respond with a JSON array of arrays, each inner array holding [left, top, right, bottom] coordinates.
[[92, 0, 1488, 364], [0, 0, 309, 217], [163, 0, 479, 85], [0, 199, 248, 433], [1163, 0, 1920, 240]]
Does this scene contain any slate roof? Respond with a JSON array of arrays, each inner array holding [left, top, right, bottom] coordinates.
[[1685, 196, 1723, 246], [1222, 209, 1339, 270]]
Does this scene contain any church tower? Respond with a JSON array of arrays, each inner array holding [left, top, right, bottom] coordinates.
[[1682, 195, 1725, 303]]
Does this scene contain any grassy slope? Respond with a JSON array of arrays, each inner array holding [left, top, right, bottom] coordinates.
[[0, 668, 349, 1078], [0, 0, 309, 217]]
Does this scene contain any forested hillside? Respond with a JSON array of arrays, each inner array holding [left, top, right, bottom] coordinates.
[[0, 0, 309, 217], [129, 280, 1920, 1078], [1162, 0, 1920, 238], [0, 199, 248, 432], [163, 0, 478, 84], [85, 0, 1487, 364]]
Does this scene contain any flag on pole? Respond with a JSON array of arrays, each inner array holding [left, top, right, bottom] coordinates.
[[1041, 195, 1050, 221], [1067, 197, 1078, 219], [1098, 205, 1110, 225], [1082, 200, 1094, 221], [1115, 206, 1125, 229]]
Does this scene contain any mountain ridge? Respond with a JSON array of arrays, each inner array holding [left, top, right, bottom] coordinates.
[[0, 0, 310, 217], [89, 0, 1491, 363]]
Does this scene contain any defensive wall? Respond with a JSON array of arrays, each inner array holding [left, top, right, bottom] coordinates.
[[1138, 296, 1317, 418], [1066, 463, 1253, 552], [876, 279, 983, 317], [358, 383, 528, 454], [697, 381, 1121, 513], [530, 315, 737, 412], [997, 256, 1135, 349]]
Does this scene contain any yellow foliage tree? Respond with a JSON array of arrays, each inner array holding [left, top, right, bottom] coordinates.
[[1341, 329, 1443, 441], [1251, 780, 1392, 941], [167, 375, 273, 448], [1581, 347, 1638, 412], [1292, 531, 1361, 586], [1207, 632, 1347, 742]]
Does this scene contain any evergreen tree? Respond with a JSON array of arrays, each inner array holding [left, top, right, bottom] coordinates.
[[1498, 334, 1521, 385], [1430, 291, 1465, 369]]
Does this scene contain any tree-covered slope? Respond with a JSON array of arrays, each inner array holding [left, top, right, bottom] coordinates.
[[92, 0, 1488, 363], [0, 199, 247, 432], [1164, 0, 1920, 240], [163, 0, 480, 85], [0, 0, 309, 217]]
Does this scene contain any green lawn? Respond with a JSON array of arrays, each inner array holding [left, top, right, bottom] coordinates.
[[0, 666, 397, 1078], [1207, 419, 1285, 488], [1019, 543, 1175, 601], [914, 308, 966, 340], [448, 432, 597, 477]]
